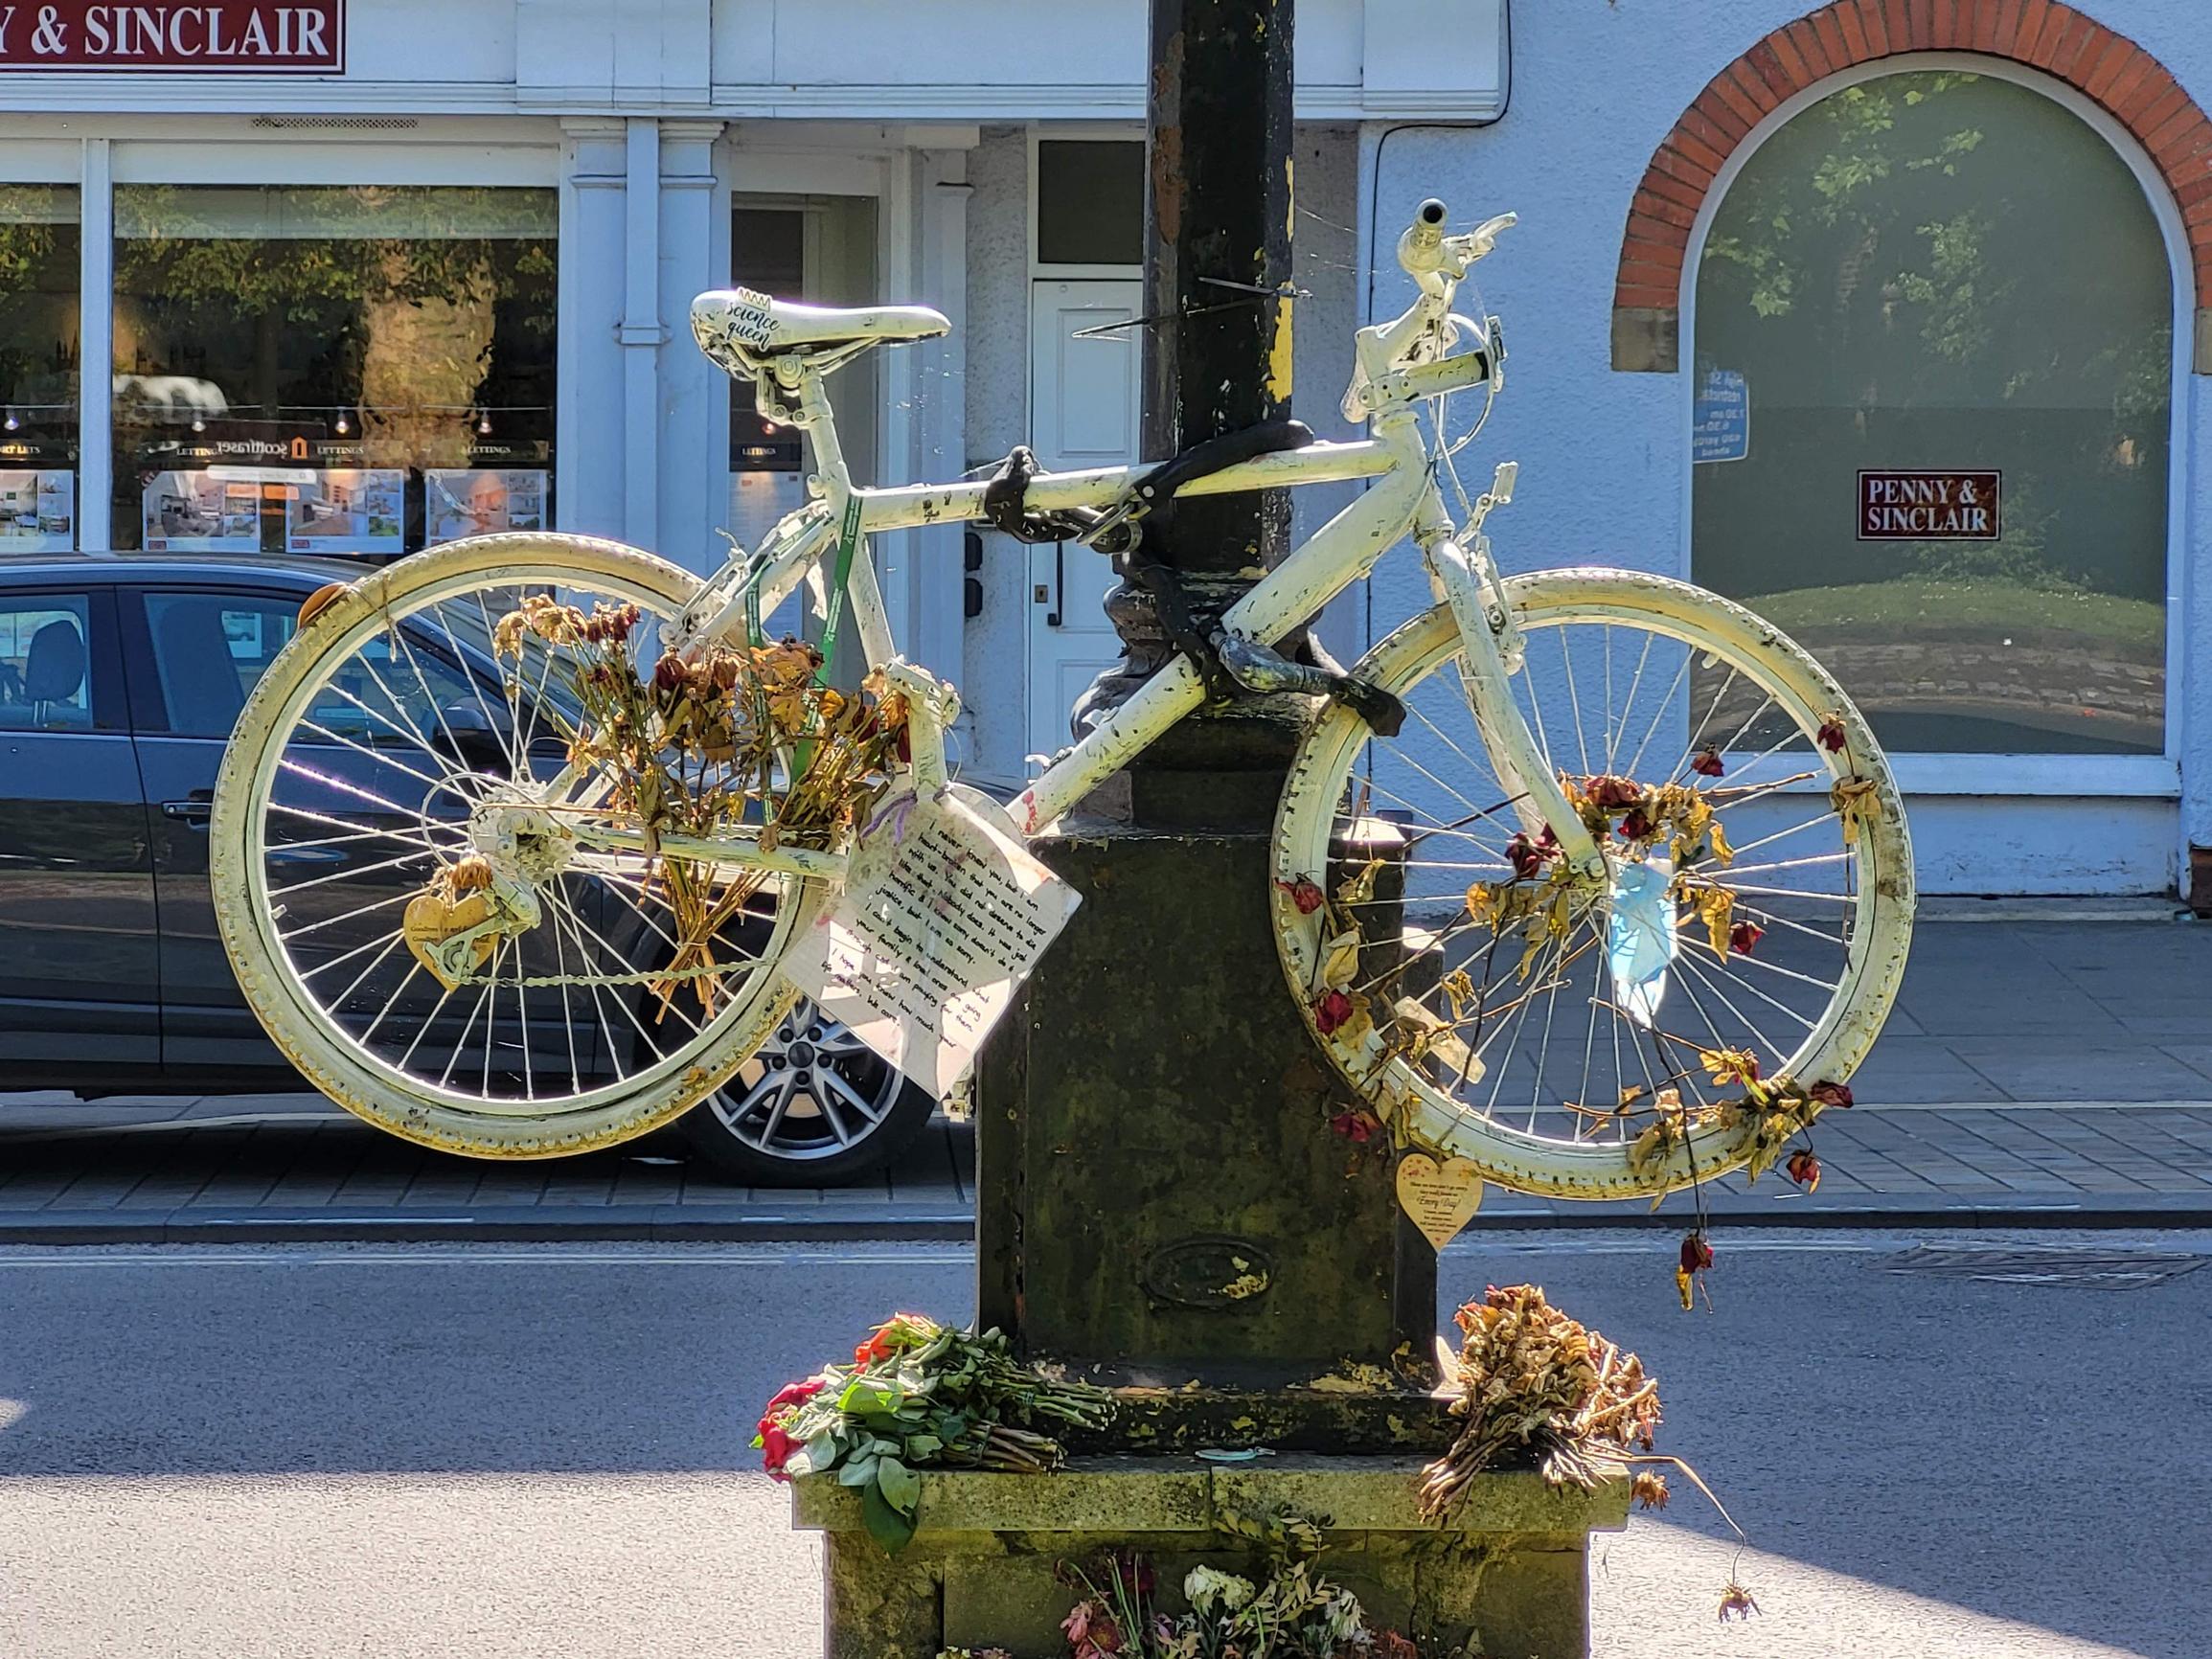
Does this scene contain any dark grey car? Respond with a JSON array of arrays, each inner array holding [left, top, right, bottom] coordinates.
[[0, 553, 932, 1183]]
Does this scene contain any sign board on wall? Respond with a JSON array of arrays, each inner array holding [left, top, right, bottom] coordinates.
[[0, 1, 343, 71], [1692, 369, 1749, 465], [1858, 470, 2001, 540]]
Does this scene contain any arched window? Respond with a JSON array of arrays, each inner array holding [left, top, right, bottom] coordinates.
[[1693, 69, 2171, 756]]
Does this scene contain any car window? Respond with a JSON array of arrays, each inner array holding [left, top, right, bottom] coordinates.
[[307, 630, 487, 746], [143, 592, 300, 739], [0, 593, 97, 732]]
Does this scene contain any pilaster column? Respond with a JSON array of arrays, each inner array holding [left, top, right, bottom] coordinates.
[[557, 118, 627, 540], [657, 119, 726, 574]]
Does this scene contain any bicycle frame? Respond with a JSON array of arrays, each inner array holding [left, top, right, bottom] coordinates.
[[645, 352, 1604, 884]]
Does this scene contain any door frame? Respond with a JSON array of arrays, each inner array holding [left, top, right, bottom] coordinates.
[[1018, 124, 1146, 764], [1676, 53, 2192, 806]]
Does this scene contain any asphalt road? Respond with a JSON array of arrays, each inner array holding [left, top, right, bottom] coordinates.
[[0, 1231, 2203, 1658]]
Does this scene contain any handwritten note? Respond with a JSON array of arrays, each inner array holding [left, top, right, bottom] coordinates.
[[779, 788, 1081, 1098]]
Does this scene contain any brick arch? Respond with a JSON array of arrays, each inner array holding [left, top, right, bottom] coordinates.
[[1611, 1, 2212, 372]]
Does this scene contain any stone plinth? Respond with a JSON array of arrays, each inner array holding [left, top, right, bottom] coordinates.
[[793, 1455, 1630, 1659]]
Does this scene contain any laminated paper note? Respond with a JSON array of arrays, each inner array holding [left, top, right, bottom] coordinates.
[[779, 789, 1081, 1099]]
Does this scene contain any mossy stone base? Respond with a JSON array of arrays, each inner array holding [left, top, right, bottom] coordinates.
[[793, 1455, 1629, 1659]]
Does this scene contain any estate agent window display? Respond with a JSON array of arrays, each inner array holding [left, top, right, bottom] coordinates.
[[110, 183, 557, 561], [0, 183, 81, 555]]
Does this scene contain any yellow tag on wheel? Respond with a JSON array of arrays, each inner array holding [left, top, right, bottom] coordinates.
[[1395, 1152, 1485, 1250]]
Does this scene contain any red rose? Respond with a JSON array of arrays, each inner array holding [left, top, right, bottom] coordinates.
[[652, 651, 686, 693], [758, 1378, 823, 1433], [854, 1330, 897, 1367], [1506, 831, 1554, 879], [1330, 1108, 1380, 1143], [1583, 775, 1641, 811], [1728, 920, 1765, 956], [1314, 989, 1357, 1035], [1679, 1232, 1714, 1274], [1618, 807, 1653, 841], [1274, 875, 1326, 915], [1691, 747, 1726, 778], [760, 1423, 796, 1481], [1809, 1079, 1854, 1108], [1817, 716, 1848, 753], [1786, 1148, 1822, 1193]]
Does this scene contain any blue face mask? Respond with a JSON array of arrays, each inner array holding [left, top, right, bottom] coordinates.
[[1606, 860, 1676, 1029]]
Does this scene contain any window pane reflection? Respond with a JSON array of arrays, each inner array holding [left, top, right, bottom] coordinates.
[[0, 185, 81, 552], [1694, 72, 2169, 755], [113, 185, 557, 559]]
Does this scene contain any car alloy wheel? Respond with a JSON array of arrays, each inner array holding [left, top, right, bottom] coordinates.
[[677, 997, 937, 1184]]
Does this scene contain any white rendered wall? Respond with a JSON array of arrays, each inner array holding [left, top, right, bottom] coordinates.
[[1367, 1, 2212, 894]]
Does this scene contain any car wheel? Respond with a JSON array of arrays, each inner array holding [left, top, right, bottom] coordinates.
[[676, 999, 938, 1186]]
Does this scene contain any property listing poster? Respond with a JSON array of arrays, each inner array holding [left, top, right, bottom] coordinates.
[[424, 468, 548, 545], [287, 468, 404, 555], [142, 470, 262, 553], [0, 470, 73, 551]]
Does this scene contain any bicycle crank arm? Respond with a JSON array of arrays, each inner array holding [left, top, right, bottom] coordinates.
[[1425, 536, 1603, 876]]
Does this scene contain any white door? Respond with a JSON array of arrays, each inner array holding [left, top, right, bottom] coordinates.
[[1025, 279, 1142, 761]]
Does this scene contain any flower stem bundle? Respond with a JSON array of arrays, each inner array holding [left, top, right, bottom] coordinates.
[[754, 1313, 1115, 1552]]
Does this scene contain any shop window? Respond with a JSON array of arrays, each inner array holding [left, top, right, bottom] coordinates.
[[1036, 141, 1144, 266], [1693, 71, 2171, 756], [0, 185, 81, 553], [111, 185, 557, 561], [728, 197, 878, 557]]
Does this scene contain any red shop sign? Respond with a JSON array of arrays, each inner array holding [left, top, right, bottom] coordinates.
[[0, 1, 344, 71]]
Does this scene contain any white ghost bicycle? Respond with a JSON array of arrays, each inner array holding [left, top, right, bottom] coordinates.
[[209, 198, 1913, 1200]]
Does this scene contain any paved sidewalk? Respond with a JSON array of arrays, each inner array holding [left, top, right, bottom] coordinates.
[[6, 917, 2212, 1241]]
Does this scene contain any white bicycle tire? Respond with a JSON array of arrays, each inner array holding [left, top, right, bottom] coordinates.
[[1272, 568, 1915, 1200]]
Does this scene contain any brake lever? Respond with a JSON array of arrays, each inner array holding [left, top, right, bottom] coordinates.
[[1448, 211, 1519, 266]]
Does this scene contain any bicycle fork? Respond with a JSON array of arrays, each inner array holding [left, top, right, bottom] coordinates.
[[1419, 488, 1604, 881]]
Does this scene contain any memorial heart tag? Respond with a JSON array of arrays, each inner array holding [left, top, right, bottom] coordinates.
[[1395, 1153, 1484, 1250]]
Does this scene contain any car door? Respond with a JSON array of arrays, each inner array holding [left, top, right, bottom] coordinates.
[[122, 583, 309, 1075], [125, 580, 615, 1086], [0, 583, 161, 1074]]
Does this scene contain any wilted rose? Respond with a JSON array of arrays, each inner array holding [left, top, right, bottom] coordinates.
[[1785, 1148, 1822, 1192], [1727, 920, 1765, 956], [1330, 1108, 1381, 1144], [1314, 989, 1357, 1034], [1583, 774, 1641, 811], [1809, 1079, 1855, 1109], [1617, 807, 1653, 841], [1817, 716, 1848, 753], [1691, 747, 1725, 778], [1275, 875, 1326, 915]]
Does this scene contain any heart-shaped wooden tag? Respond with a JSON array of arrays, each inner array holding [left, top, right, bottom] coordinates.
[[1395, 1152, 1484, 1250]]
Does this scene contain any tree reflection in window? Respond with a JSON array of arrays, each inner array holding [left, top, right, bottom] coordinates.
[[112, 185, 557, 557], [1695, 71, 2170, 756]]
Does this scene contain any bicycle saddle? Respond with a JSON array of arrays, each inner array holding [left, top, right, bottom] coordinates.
[[692, 287, 949, 372]]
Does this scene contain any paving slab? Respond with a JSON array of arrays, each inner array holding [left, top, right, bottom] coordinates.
[[3, 918, 2212, 1241]]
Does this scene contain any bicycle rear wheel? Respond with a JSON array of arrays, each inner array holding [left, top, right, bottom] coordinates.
[[1273, 569, 1914, 1200], [210, 533, 813, 1159]]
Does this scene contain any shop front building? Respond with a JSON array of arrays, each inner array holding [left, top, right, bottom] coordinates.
[[5, 0, 2207, 897]]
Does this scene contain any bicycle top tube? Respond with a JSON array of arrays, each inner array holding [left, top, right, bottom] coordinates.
[[853, 435, 1402, 536]]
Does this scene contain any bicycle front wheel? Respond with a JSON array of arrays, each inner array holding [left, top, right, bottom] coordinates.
[[1273, 569, 1914, 1200], [211, 533, 814, 1159]]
